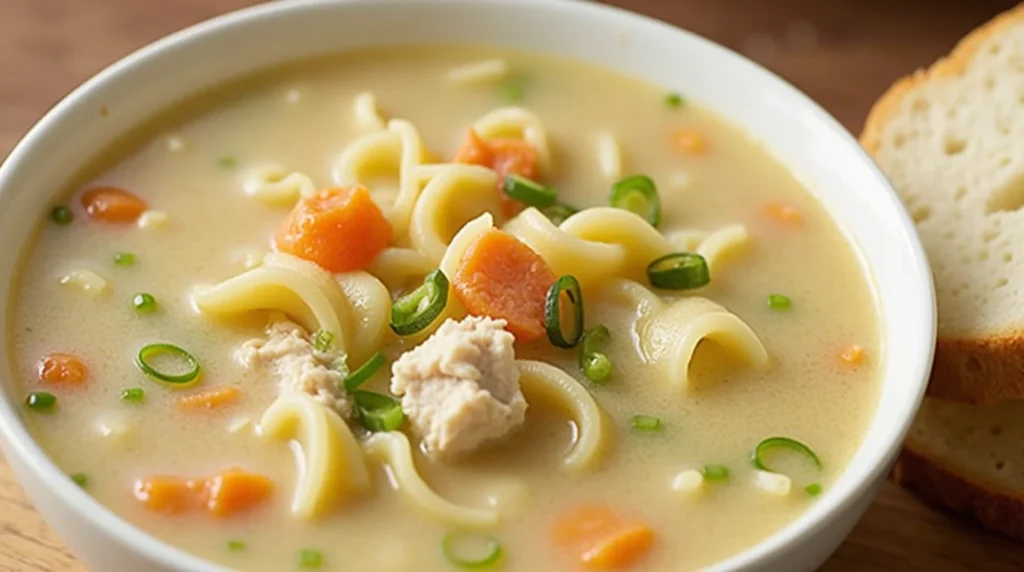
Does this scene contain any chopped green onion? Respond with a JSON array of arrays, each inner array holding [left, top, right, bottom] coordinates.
[[579, 325, 612, 383], [498, 76, 528, 103], [135, 343, 201, 385], [69, 473, 88, 487], [298, 548, 323, 568], [609, 174, 661, 227], [541, 203, 578, 226], [647, 252, 710, 290], [545, 275, 584, 348], [805, 483, 823, 496], [312, 329, 334, 352], [442, 532, 503, 569], [701, 465, 730, 481], [25, 391, 57, 412], [50, 206, 73, 225], [751, 436, 822, 473], [390, 269, 449, 336], [767, 294, 792, 310], [217, 156, 237, 168], [353, 390, 405, 432], [343, 351, 386, 392], [665, 92, 685, 108], [132, 293, 157, 313], [120, 388, 145, 402], [114, 252, 136, 266], [502, 174, 556, 208], [227, 540, 246, 552], [629, 414, 662, 432]]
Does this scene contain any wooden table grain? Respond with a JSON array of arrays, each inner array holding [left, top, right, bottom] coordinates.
[[2, 0, 1024, 570]]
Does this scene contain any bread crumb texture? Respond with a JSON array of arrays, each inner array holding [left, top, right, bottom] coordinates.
[[898, 398, 1024, 540], [862, 4, 1024, 404]]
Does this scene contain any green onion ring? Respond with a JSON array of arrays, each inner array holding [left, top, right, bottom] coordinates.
[[502, 174, 557, 208], [441, 532, 503, 569], [343, 352, 386, 392], [135, 343, 201, 385], [647, 252, 710, 290], [609, 174, 661, 227], [751, 436, 822, 473], [353, 390, 405, 432], [390, 269, 449, 336], [544, 275, 584, 348], [578, 325, 612, 383]]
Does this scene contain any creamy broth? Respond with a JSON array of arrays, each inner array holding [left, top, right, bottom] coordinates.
[[8, 47, 881, 571]]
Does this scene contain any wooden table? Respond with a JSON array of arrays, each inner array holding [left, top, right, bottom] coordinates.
[[2, 0, 1024, 570]]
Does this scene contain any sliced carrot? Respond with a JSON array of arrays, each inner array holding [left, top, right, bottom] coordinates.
[[452, 228, 555, 342], [37, 353, 88, 385], [764, 202, 803, 225], [204, 467, 274, 518], [175, 386, 240, 410], [840, 344, 865, 366], [80, 186, 147, 223], [133, 467, 272, 518], [553, 505, 655, 570], [452, 129, 540, 217], [274, 185, 392, 273], [671, 129, 707, 155]]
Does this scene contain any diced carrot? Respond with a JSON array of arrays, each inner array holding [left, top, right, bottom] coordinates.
[[80, 186, 147, 223], [133, 467, 272, 518], [452, 129, 540, 217], [553, 506, 655, 570], [204, 467, 274, 518], [133, 475, 206, 515], [840, 344, 865, 366], [37, 353, 88, 385], [452, 228, 555, 342], [765, 202, 803, 225], [175, 386, 240, 411], [274, 185, 392, 273], [671, 129, 707, 155]]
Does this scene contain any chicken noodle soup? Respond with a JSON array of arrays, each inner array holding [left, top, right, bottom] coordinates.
[[8, 47, 881, 571]]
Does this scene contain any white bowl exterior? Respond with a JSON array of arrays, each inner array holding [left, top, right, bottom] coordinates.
[[0, 1, 935, 571]]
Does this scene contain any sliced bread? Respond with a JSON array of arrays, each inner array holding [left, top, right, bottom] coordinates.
[[862, 3, 1024, 540], [895, 398, 1024, 541], [862, 3, 1024, 406]]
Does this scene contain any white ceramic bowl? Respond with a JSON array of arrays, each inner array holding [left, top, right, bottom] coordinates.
[[0, 1, 935, 570]]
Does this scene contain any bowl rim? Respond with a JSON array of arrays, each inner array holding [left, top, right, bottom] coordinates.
[[0, 0, 937, 570]]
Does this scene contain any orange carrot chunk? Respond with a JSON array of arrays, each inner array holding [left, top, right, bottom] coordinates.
[[452, 129, 540, 217], [840, 344, 865, 366], [80, 187, 147, 223], [175, 386, 240, 410], [671, 129, 707, 155], [133, 467, 272, 518], [452, 228, 555, 342], [764, 202, 803, 226], [133, 476, 206, 515], [205, 467, 274, 518], [37, 353, 88, 385], [553, 506, 656, 570], [274, 185, 392, 273]]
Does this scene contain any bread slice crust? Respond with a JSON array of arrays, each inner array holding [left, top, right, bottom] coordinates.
[[894, 442, 1024, 541], [861, 3, 1024, 406]]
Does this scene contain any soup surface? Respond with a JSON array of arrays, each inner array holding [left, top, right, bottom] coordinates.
[[8, 47, 881, 571]]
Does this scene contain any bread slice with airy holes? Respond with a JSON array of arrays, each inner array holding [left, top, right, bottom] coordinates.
[[862, 4, 1024, 406], [895, 398, 1024, 541], [862, 4, 1024, 540]]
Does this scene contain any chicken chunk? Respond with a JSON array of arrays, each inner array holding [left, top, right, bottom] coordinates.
[[391, 316, 527, 459], [237, 319, 351, 419]]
